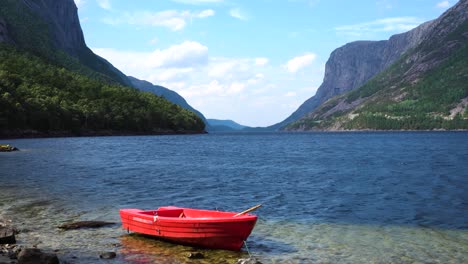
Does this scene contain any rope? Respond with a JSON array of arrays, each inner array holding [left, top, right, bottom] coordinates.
[[243, 240, 252, 258]]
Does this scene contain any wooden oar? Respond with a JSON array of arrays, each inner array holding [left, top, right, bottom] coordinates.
[[233, 204, 262, 217]]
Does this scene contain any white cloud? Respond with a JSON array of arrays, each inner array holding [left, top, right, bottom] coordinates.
[[148, 68, 193, 82], [436, 1, 450, 8], [97, 0, 111, 10], [74, 0, 85, 8], [198, 9, 215, 18], [148, 41, 209, 68], [229, 8, 248, 21], [335, 17, 423, 37], [208, 61, 238, 78], [92, 41, 208, 76], [92, 42, 323, 127], [103, 9, 215, 31], [255, 57, 269, 66], [286, 53, 316, 73]]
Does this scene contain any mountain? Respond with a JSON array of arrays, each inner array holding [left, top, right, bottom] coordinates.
[[0, 0, 205, 136], [206, 119, 248, 131], [0, 0, 131, 86], [128, 76, 206, 120], [269, 20, 435, 130], [286, 0, 468, 131]]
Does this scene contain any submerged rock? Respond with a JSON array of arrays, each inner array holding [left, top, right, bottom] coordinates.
[[0, 227, 16, 244], [237, 257, 263, 264], [0, 145, 18, 152], [58, 221, 115, 230], [99, 251, 116, 259], [17, 248, 58, 264]]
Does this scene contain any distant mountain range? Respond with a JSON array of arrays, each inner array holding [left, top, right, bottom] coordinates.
[[206, 119, 248, 131]]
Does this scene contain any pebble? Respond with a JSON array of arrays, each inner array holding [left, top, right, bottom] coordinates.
[[237, 257, 263, 264], [99, 252, 116, 259], [187, 252, 204, 259]]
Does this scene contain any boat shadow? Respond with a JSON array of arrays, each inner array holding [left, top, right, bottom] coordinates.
[[119, 233, 296, 263], [119, 233, 247, 264]]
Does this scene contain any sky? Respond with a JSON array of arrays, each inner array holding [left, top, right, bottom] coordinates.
[[74, 0, 457, 127]]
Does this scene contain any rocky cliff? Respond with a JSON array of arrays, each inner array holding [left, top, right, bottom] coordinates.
[[21, 0, 86, 57], [270, 19, 434, 130], [0, 0, 130, 86], [286, 0, 468, 131]]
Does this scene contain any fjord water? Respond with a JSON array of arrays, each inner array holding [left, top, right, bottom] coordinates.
[[0, 132, 467, 263]]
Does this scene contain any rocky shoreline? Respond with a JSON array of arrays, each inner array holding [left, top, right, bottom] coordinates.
[[1, 217, 262, 264], [0, 217, 57, 264], [0, 217, 118, 264]]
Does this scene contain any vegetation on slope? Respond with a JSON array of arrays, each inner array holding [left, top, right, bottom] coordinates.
[[0, 45, 205, 136], [344, 45, 468, 130], [286, 20, 468, 131]]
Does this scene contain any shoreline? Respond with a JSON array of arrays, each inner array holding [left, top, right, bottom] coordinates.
[[0, 129, 208, 140], [2, 128, 467, 140], [0, 216, 115, 263], [282, 128, 468, 133]]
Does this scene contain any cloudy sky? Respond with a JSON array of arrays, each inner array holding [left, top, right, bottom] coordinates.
[[74, 0, 456, 127]]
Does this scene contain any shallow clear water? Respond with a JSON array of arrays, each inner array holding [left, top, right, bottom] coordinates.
[[0, 132, 467, 263]]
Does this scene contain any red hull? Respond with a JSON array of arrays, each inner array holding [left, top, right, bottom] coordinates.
[[120, 206, 257, 251]]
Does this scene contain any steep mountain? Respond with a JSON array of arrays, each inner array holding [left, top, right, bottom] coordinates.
[[269, 19, 435, 130], [207, 119, 248, 131], [286, 0, 468, 131], [0, 0, 206, 136], [0, 0, 130, 86]]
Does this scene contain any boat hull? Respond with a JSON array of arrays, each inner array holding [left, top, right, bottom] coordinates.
[[120, 207, 257, 251]]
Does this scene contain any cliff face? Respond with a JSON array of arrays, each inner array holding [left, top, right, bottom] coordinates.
[[21, 0, 86, 57], [286, 0, 468, 131], [0, 0, 130, 86], [270, 19, 434, 130]]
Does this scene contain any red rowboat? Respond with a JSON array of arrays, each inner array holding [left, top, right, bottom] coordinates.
[[119, 206, 259, 251]]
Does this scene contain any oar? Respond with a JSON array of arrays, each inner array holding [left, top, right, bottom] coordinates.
[[233, 204, 262, 217]]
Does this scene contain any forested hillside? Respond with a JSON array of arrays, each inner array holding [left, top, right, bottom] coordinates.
[[0, 45, 205, 136]]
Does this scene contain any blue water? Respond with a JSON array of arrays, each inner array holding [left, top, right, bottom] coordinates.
[[1, 132, 467, 263]]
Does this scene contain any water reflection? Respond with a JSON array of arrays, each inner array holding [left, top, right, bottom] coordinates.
[[119, 234, 246, 264]]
